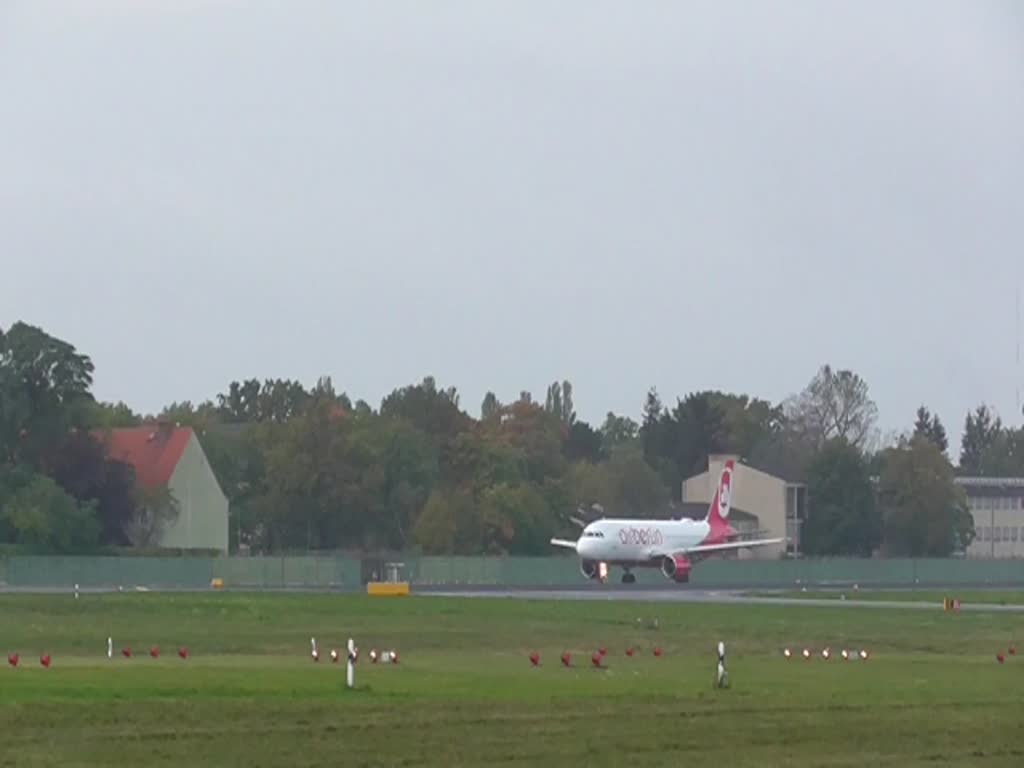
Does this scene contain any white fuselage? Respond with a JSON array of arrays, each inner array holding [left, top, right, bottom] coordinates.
[[575, 518, 711, 564]]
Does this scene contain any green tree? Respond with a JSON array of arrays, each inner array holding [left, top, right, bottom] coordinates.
[[346, 414, 439, 550], [88, 401, 142, 428], [879, 436, 970, 556], [479, 482, 552, 554], [600, 412, 638, 448], [412, 487, 476, 554], [801, 438, 880, 556], [215, 377, 337, 423], [123, 484, 180, 548], [43, 430, 137, 546], [252, 398, 349, 551], [563, 420, 604, 463], [913, 405, 948, 455], [480, 391, 501, 421], [640, 387, 663, 463], [0, 469, 100, 553], [246, 400, 440, 552], [443, 429, 526, 490], [958, 405, 1022, 476], [710, 392, 783, 457], [381, 376, 470, 453], [255, 378, 312, 422], [544, 382, 562, 422], [746, 426, 815, 483], [0, 322, 96, 466], [157, 400, 219, 429], [666, 392, 728, 488], [567, 443, 668, 519], [544, 380, 575, 425], [484, 400, 566, 485], [216, 379, 261, 422]]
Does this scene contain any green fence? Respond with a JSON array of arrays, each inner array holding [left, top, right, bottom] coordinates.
[[1, 554, 1023, 590]]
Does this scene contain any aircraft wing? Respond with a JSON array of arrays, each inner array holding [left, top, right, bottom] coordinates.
[[550, 538, 578, 550], [678, 537, 785, 555]]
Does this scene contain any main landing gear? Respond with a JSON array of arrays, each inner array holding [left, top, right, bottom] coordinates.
[[621, 570, 636, 584]]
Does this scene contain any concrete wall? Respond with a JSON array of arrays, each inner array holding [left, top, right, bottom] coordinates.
[[159, 433, 230, 553], [681, 454, 788, 559]]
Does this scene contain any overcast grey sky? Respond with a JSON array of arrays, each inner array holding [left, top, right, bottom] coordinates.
[[2, 0, 1022, 449]]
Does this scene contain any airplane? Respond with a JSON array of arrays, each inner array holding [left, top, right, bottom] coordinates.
[[550, 459, 784, 584]]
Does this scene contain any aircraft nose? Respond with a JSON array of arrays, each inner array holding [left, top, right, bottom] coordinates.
[[577, 537, 595, 557]]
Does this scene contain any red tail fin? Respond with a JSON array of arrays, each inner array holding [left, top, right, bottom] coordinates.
[[706, 460, 736, 541]]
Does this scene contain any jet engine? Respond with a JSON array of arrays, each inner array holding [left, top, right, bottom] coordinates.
[[660, 555, 692, 583], [580, 559, 599, 579]]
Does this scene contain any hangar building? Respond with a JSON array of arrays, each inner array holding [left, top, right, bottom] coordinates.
[[681, 454, 803, 560]]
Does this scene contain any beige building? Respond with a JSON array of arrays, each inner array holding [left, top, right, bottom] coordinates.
[[681, 454, 803, 559], [957, 476, 1024, 558]]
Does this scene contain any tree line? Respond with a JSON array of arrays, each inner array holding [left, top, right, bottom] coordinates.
[[2, 320, 1022, 557]]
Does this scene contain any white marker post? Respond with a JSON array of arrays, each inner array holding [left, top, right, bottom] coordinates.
[[346, 638, 356, 689], [311, 637, 318, 661], [107, 637, 113, 660], [74, 583, 79, 600], [716, 641, 729, 688]]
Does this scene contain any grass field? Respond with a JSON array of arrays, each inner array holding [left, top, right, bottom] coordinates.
[[2, 592, 1023, 766]]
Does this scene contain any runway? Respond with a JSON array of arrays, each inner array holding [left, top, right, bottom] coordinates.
[[4, 583, 1024, 613], [417, 586, 1024, 612]]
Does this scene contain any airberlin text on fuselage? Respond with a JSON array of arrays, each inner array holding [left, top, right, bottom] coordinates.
[[618, 527, 664, 546]]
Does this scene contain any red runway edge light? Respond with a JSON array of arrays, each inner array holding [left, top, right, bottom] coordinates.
[[40, 654, 51, 668], [7, 653, 18, 668], [560, 652, 571, 667], [529, 652, 540, 667]]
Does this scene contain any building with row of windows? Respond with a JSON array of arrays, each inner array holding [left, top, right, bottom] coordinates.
[[957, 477, 1024, 558]]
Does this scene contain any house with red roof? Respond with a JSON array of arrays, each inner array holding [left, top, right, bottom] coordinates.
[[99, 422, 229, 553]]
